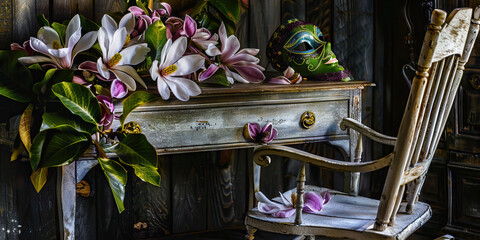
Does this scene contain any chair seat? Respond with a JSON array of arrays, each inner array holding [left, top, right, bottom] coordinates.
[[245, 186, 432, 240]]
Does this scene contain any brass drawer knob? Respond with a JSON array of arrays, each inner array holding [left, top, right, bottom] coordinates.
[[301, 111, 315, 129]]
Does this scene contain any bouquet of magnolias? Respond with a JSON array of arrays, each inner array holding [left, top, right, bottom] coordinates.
[[0, 0, 264, 212]]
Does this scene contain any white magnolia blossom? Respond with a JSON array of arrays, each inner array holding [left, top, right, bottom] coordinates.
[[150, 37, 205, 101], [18, 14, 97, 69], [96, 13, 150, 91]]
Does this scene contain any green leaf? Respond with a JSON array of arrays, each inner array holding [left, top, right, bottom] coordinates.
[[51, 82, 102, 125], [30, 168, 48, 193], [119, 91, 159, 126], [51, 22, 66, 45], [79, 14, 100, 32], [145, 20, 167, 60], [208, 0, 240, 24], [103, 133, 157, 168], [19, 104, 33, 153], [33, 69, 74, 99], [200, 67, 231, 86], [41, 112, 97, 135], [97, 157, 127, 213], [30, 125, 92, 170], [133, 164, 161, 186], [0, 50, 33, 102], [36, 14, 50, 27]]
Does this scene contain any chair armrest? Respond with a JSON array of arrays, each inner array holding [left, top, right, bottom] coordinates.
[[253, 145, 393, 173], [340, 118, 396, 146]]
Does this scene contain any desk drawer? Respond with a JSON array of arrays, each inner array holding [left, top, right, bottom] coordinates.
[[119, 100, 349, 153]]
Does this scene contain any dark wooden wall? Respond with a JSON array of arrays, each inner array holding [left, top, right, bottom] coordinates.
[[0, 0, 380, 239]]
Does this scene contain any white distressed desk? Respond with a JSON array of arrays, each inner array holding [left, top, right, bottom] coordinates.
[[59, 80, 373, 239]]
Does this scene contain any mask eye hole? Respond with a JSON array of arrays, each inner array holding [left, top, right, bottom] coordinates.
[[293, 42, 314, 52]]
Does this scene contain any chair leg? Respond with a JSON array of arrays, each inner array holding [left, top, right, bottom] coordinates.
[[389, 185, 406, 226], [406, 174, 426, 213], [245, 225, 257, 240]]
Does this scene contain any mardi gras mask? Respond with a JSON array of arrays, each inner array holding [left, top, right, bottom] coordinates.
[[267, 19, 352, 81]]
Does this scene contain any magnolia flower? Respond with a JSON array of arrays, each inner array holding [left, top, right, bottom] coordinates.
[[97, 95, 114, 129], [18, 14, 97, 69], [165, 17, 184, 40], [243, 122, 277, 144], [150, 37, 205, 101], [269, 67, 302, 84], [255, 190, 331, 218], [183, 14, 218, 50], [11, 40, 33, 56], [152, 2, 172, 19], [111, 79, 128, 98], [199, 22, 265, 84], [94, 14, 150, 91], [128, 6, 153, 41]]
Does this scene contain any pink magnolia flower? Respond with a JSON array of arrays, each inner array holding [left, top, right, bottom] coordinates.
[[97, 95, 115, 129], [255, 190, 331, 218], [269, 67, 303, 85], [11, 40, 34, 56], [111, 79, 128, 99], [199, 22, 265, 84], [128, 6, 153, 41], [165, 17, 184, 40], [183, 14, 218, 50], [244, 122, 277, 144]]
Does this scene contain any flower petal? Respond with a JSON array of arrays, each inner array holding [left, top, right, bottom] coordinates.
[[111, 79, 128, 98], [233, 65, 265, 83], [230, 71, 249, 83], [160, 39, 173, 67], [255, 192, 295, 218], [78, 60, 98, 72], [283, 67, 295, 78], [160, 2, 171, 16], [65, 14, 81, 47], [164, 76, 201, 101], [72, 31, 98, 61], [223, 53, 259, 66], [128, 6, 145, 17], [119, 13, 135, 34], [163, 37, 187, 67], [221, 35, 240, 61], [157, 77, 171, 100], [37, 27, 61, 47], [118, 43, 150, 66], [321, 190, 331, 204], [29, 37, 54, 57], [171, 54, 204, 76], [108, 27, 127, 60], [269, 76, 292, 85], [98, 27, 109, 60], [18, 56, 54, 65], [183, 14, 197, 37], [112, 69, 136, 91], [205, 43, 221, 57], [198, 64, 219, 81], [112, 65, 147, 89], [303, 192, 324, 213], [237, 48, 260, 56], [246, 123, 261, 140], [218, 22, 227, 47], [101, 14, 118, 39], [97, 57, 110, 79], [150, 60, 160, 81]]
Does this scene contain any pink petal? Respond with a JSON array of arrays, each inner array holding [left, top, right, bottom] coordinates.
[[321, 190, 331, 204], [198, 64, 219, 81], [237, 48, 259, 55], [269, 76, 292, 85], [246, 123, 261, 140], [10, 43, 23, 51], [128, 6, 146, 17], [72, 75, 88, 85], [183, 14, 197, 38], [160, 2, 171, 16], [221, 35, 240, 62], [232, 65, 265, 83], [283, 67, 295, 78], [271, 208, 296, 218], [111, 79, 128, 98], [260, 123, 277, 143], [223, 53, 259, 66], [218, 22, 227, 47], [78, 61, 99, 73], [303, 192, 324, 213]]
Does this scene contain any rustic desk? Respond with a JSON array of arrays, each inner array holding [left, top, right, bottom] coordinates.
[[55, 80, 373, 239]]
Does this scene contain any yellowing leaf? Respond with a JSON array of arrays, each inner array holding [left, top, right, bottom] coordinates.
[[30, 168, 48, 193], [19, 103, 33, 153]]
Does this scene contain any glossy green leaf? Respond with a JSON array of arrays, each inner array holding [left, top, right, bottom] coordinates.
[[33, 69, 74, 99], [136, 0, 149, 14], [30, 125, 92, 170], [36, 14, 50, 27], [51, 82, 101, 125], [30, 168, 48, 193], [209, 0, 241, 24], [19, 104, 33, 153], [41, 112, 97, 135], [98, 157, 127, 213], [51, 22, 66, 45], [145, 20, 167, 60], [103, 133, 157, 168], [119, 91, 159, 126], [133, 164, 161, 186], [200, 67, 231, 87], [0, 51, 33, 102]]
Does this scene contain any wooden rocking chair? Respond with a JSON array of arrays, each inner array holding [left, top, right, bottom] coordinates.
[[245, 6, 480, 240]]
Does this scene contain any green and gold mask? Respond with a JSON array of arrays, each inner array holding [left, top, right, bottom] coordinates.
[[267, 19, 352, 81]]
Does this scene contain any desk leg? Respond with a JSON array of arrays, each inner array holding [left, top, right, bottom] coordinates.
[[58, 163, 76, 240]]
